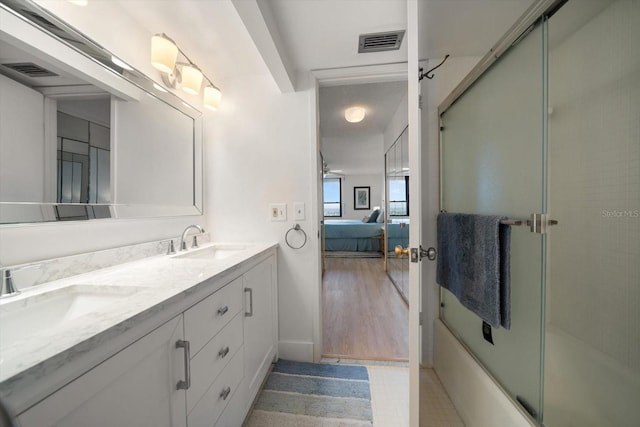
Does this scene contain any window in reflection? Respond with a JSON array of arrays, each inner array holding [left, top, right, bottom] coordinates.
[[388, 176, 409, 216]]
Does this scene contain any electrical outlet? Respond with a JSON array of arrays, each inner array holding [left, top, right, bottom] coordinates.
[[294, 202, 305, 220], [270, 203, 286, 221]]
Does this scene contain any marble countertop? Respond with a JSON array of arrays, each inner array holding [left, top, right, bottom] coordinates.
[[0, 242, 277, 413]]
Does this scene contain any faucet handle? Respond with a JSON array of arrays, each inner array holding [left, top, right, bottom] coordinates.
[[1, 269, 20, 298], [192, 235, 199, 249], [167, 240, 176, 255]]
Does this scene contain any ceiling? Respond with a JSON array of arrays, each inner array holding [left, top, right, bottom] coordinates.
[[243, 0, 534, 91], [237, 0, 533, 175], [319, 81, 407, 139], [266, 0, 409, 75]]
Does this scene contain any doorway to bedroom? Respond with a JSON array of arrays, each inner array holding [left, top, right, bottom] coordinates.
[[319, 80, 409, 362]]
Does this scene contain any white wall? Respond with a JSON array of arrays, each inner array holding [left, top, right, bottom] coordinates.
[[384, 91, 409, 154], [0, 74, 45, 203], [338, 174, 384, 220], [206, 73, 318, 361]]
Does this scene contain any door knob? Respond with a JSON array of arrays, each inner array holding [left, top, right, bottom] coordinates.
[[395, 245, 409, 258]]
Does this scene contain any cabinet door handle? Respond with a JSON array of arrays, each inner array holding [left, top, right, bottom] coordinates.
[[220, 386, 231, 400], [218, 346, 230, 359], [244, 288, 253, 317], [176, 340, 191, 390], [217, 305, 229, 316]]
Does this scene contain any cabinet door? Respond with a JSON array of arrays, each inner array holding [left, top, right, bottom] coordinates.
[[19, 316, 187, 427], [243, 256, 277, 406]]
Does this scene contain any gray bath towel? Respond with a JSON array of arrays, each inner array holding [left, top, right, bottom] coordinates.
[[436, 213, 511, 329]]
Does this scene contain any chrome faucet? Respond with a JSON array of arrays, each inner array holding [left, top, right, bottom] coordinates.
[[179, 224, 205, 251], [1, 269, 20, 298]]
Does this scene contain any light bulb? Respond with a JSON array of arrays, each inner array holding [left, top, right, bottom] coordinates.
[[181, 64, 203, 95], [204, 86, 222, 111], [345, 106, 366, 123], [151, 34, 178, 74]]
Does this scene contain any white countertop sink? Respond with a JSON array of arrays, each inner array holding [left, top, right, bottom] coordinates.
[[0, 241, 277, 415], [171, 244, 249, 260], [0, 285, 145, 345]]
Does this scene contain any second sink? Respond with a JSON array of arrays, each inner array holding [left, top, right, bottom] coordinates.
[[172, 244, 248, 261]]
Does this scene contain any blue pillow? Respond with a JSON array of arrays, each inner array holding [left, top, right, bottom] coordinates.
[[367, 209, 380, 223]]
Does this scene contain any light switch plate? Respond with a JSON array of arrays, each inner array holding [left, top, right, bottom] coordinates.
[[294, 202, 305, 220], [270, 203, 287, 221]]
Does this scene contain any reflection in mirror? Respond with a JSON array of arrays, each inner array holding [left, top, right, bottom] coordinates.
[[384, 126, 409, 302], [57, 99, 111, 204], [0, 0, 202, 224]]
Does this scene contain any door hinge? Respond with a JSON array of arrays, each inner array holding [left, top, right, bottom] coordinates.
[[418, 94, 423, 110], [419, 312, 423, 325]]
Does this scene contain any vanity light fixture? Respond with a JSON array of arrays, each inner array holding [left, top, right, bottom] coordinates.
[[150, 33, 222, 111], [345, 106, 366, 123]]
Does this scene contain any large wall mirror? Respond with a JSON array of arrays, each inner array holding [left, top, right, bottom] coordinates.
[[384, 126, 409, 302], [0, 0, 203, 224]]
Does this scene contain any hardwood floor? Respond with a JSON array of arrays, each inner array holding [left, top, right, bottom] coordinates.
[[322, 257, 409, 361]]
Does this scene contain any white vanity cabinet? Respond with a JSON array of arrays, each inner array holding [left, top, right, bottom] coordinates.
[[19, 315, 187, 427], [15, 251, 278, 427], [243, 256, 278, 408]]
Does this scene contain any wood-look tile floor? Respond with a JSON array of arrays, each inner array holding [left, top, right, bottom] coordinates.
[[322, 257, 409, 361]]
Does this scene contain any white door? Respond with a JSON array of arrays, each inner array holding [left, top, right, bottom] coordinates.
[[407, 1, 421, 424]]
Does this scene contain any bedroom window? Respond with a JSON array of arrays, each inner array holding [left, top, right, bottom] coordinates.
[[389, 176, 409, 216], [323, 178, 342, 217]]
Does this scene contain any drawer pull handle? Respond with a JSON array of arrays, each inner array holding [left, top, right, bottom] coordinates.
[[219, 346, 230, 359], [220, 386, 231, 400], [218, 305, 229, 316], [176, 340, 191, 390], [244, 288, 253, 317]]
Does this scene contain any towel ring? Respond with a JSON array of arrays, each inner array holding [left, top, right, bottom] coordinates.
[[285, 224, 307, 250]]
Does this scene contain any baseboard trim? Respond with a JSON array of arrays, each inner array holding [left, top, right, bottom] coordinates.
[[278, 340, 314, 362], [434, 319, 537, 427]]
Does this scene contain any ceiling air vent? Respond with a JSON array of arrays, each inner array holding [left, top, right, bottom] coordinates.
[[2, 62, 58, 78], [358, 30, 405, 53]]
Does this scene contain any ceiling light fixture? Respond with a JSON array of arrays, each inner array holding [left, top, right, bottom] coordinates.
[[150, 33, 222, 111], [67, 0, 88, 5], [345, 106, 366, 123]]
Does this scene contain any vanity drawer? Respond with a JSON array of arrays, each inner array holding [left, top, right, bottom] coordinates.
[[187, 345, 244, 427], [186, 312, 243, 413], [184, 277, 242, 355]]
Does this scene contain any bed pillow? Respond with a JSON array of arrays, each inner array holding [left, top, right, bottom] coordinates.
[[367, 209, 380, 223], [377, 208, 385, 223]]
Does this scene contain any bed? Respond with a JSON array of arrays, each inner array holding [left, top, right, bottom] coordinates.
[[324, 219, 384, 252]]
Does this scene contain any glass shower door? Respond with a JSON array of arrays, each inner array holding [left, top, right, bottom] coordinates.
[[543, 1, 640, 425], [440, 22, 547, 419]]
